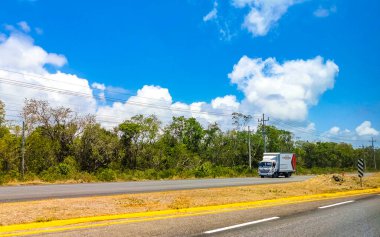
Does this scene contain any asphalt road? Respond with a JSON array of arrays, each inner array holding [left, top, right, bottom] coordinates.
[[204, 195, 380, 237], [41, 193, 380, 237], [0, 175, 313, 202]]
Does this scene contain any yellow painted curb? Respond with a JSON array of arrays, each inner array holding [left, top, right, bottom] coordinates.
[[1, 187, 379, 236]]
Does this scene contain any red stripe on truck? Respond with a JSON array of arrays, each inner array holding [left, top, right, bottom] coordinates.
[[291, 154, 296, 171]]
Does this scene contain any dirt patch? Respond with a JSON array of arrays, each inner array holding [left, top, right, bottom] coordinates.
[[0, 173, 379, 226]]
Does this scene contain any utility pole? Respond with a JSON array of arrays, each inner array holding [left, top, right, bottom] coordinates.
[[21, 121, 26, 180], [370, 137, 377, 170], [361, 145, 366, 169], [258, 114, 269, 153], [248, 126, 251, 169]]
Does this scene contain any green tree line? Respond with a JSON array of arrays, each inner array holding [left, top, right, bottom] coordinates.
[[0, 99, 378, 183]]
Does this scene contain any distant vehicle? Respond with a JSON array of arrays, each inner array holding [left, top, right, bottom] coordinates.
[[258, 153, 296, 178]]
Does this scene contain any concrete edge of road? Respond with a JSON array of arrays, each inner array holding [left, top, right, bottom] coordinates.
[[1, 187, 380, 236]]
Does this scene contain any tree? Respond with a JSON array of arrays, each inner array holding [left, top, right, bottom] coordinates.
[[264, 125, 294, 152], [0, 132, 20, 173], [182, 117, 204, 153], [25, 128, 56, 174], [22, 99, 95, 162], [231, 112, 252, 131], [0, 100, 9, 139], [118, 118, 142, 169], [76, 124, 120, 172]]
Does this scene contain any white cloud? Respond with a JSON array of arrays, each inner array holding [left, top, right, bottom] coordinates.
[[91, 82, 106, 91], [91, 83, 106, 101], [232, 0, 300, 37], [0, 31, 96, 117], [328, 126, 340, 135], [17, 21, 31, 32], [211, 95, 239, 110], [0, 27, 241, 130], [203, 1, 218, 22], [313, 6, 336, 18], [355, 121, 379, 136], [228, 56, 339, 121], [0, 33, 66, 73], [319, 126, 357, 143], [96, 85, 240, 129]]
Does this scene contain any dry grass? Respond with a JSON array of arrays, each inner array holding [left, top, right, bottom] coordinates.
[[0, 173, 379, 226]]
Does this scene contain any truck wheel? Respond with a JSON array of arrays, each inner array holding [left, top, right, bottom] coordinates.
[[260, 175, 264, 178], [284, 173, 289, 178], [289, 173, 292, 177]]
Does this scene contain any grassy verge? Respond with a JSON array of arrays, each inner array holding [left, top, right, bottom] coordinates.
[[0, 172, 379, 226], [0, 166, 368, 186], [0, 166, 258, 186]]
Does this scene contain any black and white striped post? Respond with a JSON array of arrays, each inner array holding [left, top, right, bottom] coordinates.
[[358, 158, 364, 187]]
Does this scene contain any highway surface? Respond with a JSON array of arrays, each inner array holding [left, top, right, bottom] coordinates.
[[0, 175, 313, 202], [41, 193, 380, 237]]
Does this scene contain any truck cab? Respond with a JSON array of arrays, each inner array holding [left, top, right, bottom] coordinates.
[[258, 153, 296, 178], [258, 161, 277, 177]]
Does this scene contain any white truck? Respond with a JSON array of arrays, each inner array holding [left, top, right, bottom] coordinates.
[[258, 153, 296, 178]]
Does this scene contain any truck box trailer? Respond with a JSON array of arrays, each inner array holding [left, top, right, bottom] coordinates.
[[258, 153, 296, 178]]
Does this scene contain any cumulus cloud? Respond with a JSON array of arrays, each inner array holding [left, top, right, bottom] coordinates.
[[96, 85, 239, 128], [0, 25, 242, 130], [0, 33, 66, 73], [0, 29, 96, 118], [313, 6, 336, 18], [319, 126, 356, 143], [203, 1, 218, 22], [355, 121, 379, 136], [211, 95, 239, 110], [228, 56, 339, 121], [232, 0, 300, 37]]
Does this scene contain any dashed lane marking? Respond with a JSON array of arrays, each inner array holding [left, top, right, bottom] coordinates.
[[318, 200, 354, 209]]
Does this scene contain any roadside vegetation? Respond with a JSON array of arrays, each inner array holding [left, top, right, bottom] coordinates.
[[0, 99, 378, 185]]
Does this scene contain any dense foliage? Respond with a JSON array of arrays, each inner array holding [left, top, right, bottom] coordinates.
[[0, 99, 378, 183]]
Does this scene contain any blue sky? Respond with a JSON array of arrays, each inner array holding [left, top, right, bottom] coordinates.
[[0, 0, 379, 145]]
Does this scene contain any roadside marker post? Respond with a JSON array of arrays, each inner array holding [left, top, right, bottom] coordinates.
[[358, 158, 364, 187]]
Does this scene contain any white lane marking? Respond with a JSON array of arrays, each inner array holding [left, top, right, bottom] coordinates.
[[318, 200, 354, 209], [204, 217, 280, 234]]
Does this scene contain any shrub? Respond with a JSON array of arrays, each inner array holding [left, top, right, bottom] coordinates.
[[157, 169, 175, 179], [58, 163, 70, 176], [40, 167, 61, 182], [97, 169, 117, 182], [73, 172, 96, 183]]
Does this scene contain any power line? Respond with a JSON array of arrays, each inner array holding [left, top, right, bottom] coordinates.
[[270, 118, 367, 143], [258, 113, 269, 152], [0, 69, 247, 115], [0, 71, 373, 145], [0, 77, 260, 118]]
